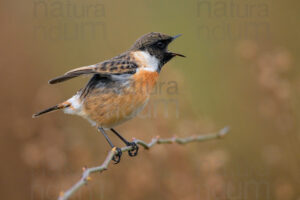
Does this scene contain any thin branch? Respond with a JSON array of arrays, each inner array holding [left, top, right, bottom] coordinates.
[[58, 126, 230, 200]]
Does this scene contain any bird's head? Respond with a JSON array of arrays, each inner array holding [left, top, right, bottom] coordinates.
[[130, 32, 185, 71]]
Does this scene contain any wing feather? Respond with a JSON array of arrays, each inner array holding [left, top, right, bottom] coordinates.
[[48, 58, 138, 84]]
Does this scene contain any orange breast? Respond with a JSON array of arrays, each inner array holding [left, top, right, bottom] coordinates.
[[132, 70, 159, 94], [82, 70, 159, 128]]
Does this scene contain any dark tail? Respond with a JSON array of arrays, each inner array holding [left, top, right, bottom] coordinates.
[[32, 102, 70, 118]]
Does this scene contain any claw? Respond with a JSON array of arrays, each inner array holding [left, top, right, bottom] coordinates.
[[127, 142, 139, 157], [112, 147, 122, 164]]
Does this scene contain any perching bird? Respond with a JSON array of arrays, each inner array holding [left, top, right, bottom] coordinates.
[[33, 32, 185, 163]]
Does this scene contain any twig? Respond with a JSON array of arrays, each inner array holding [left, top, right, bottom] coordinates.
[[58, 126, 230, 200]]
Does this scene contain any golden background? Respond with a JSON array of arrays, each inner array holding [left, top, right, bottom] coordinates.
[[0, 0, 299, 199]]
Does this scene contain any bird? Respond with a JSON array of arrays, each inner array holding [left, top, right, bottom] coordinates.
[[33, 32, 185, 163]]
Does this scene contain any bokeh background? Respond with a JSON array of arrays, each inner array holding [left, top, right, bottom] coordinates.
[[1, 0, 299, 199]]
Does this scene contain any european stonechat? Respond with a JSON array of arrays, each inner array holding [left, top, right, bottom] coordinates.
[[33, 32, 185, 163]]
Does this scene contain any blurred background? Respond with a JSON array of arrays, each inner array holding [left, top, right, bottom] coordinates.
[[0, 0, 299, 199]]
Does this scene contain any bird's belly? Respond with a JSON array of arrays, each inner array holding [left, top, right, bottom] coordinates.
[[82, 86, 151, 128], [68, 70, 159, 128]]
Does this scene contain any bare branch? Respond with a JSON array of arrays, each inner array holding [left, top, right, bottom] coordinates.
[[58, 126, 230, 200]]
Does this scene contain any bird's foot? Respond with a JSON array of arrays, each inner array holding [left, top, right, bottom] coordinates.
[[127, 142, 139, 157], [112, 147, 122, 164]]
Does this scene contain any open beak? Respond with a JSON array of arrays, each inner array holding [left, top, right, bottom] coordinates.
[[170, 34, 185, 57], [172, 34, 182, 40], [170, 52, 185, 57]]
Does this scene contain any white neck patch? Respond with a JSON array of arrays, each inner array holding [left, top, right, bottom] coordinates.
[[134, 51, 159, 72]]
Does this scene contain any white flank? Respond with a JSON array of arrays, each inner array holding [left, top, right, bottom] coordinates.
[[64, 94, 97, 126], [63, 94, 82, 115], [134, 51, 159, 72], [111, 73, 132, 81]]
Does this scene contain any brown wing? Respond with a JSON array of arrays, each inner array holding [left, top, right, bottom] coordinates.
[[49, 59, 138, 84]]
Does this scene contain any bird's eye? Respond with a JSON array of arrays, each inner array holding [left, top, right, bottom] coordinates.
[[156, 41, 165, 49]]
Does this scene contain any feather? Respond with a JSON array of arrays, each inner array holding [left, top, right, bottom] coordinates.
[[48, 54, 138, 84]]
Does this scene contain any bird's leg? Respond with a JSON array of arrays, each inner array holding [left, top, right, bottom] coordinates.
[[98, 127, 122, 164], [110, 128, 139, 157]]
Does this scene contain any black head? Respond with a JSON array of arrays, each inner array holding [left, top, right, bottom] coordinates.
[[129, 32, 185, 70]]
